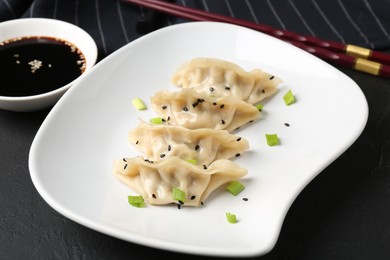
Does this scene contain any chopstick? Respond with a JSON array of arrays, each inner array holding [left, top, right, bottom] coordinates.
[[127, 0, 390, 65], [123, 0, 390, 78]]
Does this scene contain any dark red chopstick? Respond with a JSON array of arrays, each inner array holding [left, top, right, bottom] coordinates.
[[123, 0, 390, 78], [125, 0, 390, 66]]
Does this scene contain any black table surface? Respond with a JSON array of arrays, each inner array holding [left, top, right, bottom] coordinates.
[[1, 58, 390, 259]]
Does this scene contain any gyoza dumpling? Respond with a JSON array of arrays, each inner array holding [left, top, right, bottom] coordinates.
[[113, 156, 247, 207], [150, 88, 261, 132], [128, 121, 249, 165], [171, 57, 282, 104]]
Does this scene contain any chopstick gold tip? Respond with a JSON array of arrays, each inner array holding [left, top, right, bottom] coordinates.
[[354, 58, 382, 75], [346, 44, 372, 59]]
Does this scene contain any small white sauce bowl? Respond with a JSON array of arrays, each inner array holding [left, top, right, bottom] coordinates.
[[0, 18, 98, 112]]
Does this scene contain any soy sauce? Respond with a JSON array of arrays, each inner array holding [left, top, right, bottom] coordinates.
[[0, 36, 86, 97]]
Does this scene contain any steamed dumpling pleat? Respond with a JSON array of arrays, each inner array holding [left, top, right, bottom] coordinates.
[[171, 57, 281, 104], [113, 156, 247, 207], [150, 88, 261, 132], [128, 121, 249, 165]]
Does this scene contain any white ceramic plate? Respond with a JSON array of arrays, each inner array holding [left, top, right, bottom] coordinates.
[[29, 22, 368, 257]]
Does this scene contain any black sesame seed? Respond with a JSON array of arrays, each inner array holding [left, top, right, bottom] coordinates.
[[124, 164, 128, 170], [152, 194, 157, 199], [243, 198, 249, 201], [177, 204, 182, 209], [203, 164, 207, 170], [135, 140, 139, 144], [190, 195, 196, 200], [168, 145, 171, 151], [162, 105, 167, 109], [262, 89, 265, 93], [236, 137, 241, 142], [225, 86, 231, 90], [162, 118, 166, 122], [200, 201, 204, 206], [178, 200, 184, 205], [221, 119, 225, 124], [160, 154, 165, 158], [183, 106, 188, 111], [192, 102, 198, 108], [167, 116, 170, 121], [209, 87, 214, 92], [270, 75, 275, 80], [220, 104, 225, 108], [123, 158, 127, 162], [213, 102, 217, 106], [249, 120, 254, 123], [235, 153, 241, 157], [195, 144, 200, 151], [284, 123, 290, 127]]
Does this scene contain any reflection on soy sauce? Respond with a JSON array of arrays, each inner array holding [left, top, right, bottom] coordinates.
[[0, 36, 86, 97]]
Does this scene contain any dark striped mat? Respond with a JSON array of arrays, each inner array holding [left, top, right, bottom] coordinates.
[[1, 0, 389, 60]]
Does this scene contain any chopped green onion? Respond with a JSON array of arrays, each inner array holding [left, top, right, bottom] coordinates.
[[283, 89, 296, 105], [172, 187, 186, 203], [128, 195, 145, 208], [266, 134, 279, 146], [186, 159, 197, 165], [255, 103, 263, 111], [132, 98, 147, 110], [226, 180, 245, 196], [149, 117, 163, 124], [226, 212, 237, 224]]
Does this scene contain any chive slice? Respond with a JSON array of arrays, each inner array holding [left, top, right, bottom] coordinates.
[[255, 103, 263, 111], [226, 180, 245, 196], [172, 187, 186, 203], [149, 117, 163, 124], [226, 212, 237, 224], [132, 98, 147, 110], [186, 159, 197, 165], [266, 134, 279, 146], [128, 195, 145, 208], [283, 89, 296, 105]]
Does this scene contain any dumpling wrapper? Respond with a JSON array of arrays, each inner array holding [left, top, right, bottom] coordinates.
[[113, 156, 247, 207], [171, 57, 282, 104], [150, 88, 261, 132], [128, 121, 249, 165]]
